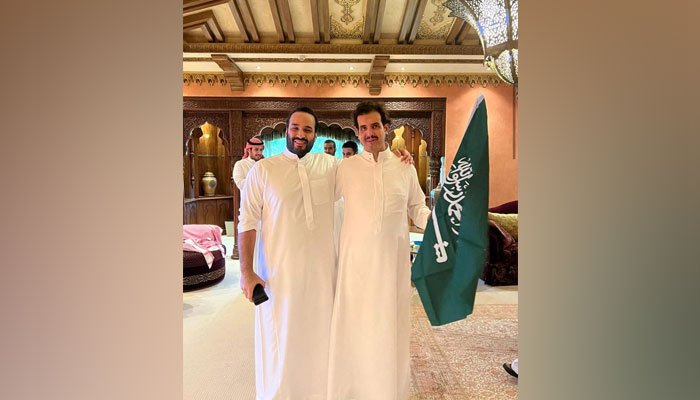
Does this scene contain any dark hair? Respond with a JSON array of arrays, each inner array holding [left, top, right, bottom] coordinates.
[[285, 106, 319, 133], [342, 140, 358, 153], [352, 101, 391, 129], [324, 139, 335, 146]]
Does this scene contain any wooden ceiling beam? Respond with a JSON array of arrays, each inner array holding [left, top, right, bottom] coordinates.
[[232, 0, 260, 43], [372, 0, 386, 44], [183, 10, 225, 42], [186, 23, 216, 42], [406, 0, 429, 44], [183, 0, 259, 43], [456, 23, 473, 45], [277, 0, 296, 43], [319, 0, 330, 43], [397, 0, 418, 44], [227, 0, 250, 42], [211, 54, 245, 91], [362, 0, 378, 44], [310, 0, 321, 43], [445, 18, 464, 45], [183, 0, 229, 14], [368, 55, 390, 95], [267, 0, 286, 42]]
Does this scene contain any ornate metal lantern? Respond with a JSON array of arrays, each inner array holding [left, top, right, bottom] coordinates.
[[443, 0, 518, 87]]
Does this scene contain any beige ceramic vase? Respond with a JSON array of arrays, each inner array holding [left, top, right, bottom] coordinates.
[[201, 172, 217, 196]]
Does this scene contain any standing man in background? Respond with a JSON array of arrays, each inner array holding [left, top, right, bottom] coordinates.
[[341, 140, 358, 158], [334, 141, 358, 251], [232, 136, 264, 262], [232, 136, 264, 190], [323, 139, 337, 156]]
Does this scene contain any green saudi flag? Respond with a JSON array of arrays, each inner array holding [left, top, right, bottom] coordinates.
[[411, 94, 489, 326]]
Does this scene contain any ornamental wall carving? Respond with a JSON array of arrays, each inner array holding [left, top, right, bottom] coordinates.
[[183, 73, 503, 89]]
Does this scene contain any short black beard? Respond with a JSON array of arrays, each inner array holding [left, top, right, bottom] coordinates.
[[286, 135, 315, 158]]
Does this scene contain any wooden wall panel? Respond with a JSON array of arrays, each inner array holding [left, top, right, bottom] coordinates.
[[183, 97, 446, 230], [183, 201, 197, 224], [196, 200, 218, 226]]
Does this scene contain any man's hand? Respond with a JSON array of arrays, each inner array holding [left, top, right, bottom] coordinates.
[[393, 148, 414, 165], [240, 271, 266, 303]]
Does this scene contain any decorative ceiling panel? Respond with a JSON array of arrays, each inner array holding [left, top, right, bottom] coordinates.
[[416, 0, 453, 40], [184, 28, 209, 44], [330, 0, 365, 39], [380, 0, 408, 38], [210, 4, 242, 38], [248, 0, 278, 37], [289, 0, 315, 38]]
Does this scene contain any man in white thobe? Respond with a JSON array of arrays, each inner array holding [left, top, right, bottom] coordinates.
[[232, 136, 264, 190], [238, 107, 338, 400], [233, 136, 264, 265], [332, 141, 359, 252], [328, 102, 431, 400]]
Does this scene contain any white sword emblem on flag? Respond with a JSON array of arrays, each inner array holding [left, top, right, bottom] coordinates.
[[432, 210, 449, 263]]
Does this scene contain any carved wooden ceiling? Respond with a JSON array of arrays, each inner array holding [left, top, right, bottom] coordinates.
[[183, 0, 493, 93]]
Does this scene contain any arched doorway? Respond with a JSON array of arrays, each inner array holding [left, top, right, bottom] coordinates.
[[257, 121, 362, 159]]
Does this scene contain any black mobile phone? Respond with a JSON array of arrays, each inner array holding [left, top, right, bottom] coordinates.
[[252, 283, 269, 305]]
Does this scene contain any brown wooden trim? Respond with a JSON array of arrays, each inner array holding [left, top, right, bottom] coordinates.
[[191, 195, 233, 201], [369, 55, 390, 95], [277, 0, 295, 43], [184, 56, 482, 63], [211, 54, 245, 91], [184, 42, 483, 55], [362, 0, 377, 44], [384, 58, 483, 64], [184, 22, 215, 42], [407, 0, 429, 44], [319, 0, 330, 43], [183, 0, 229, 14], [184, 72, 501, 90], [183, 96, 447, 112], [398, 0, 418, 44], [373, 0, 386, 44], [310, 0, 320, 43], [445, 18, 464, 45], [183, 10, 225, 42]]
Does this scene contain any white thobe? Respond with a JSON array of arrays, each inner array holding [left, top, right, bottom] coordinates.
[[234, 157, 261, 271], [233, 157, 256, 190], [328, 147, 431, 400], [238, 149, 338, 400], [330, 154, 344, 257], [333, 199, 344, 256]]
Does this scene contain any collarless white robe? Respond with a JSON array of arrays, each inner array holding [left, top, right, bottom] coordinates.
[[328, 148, 431, 400], [233, 157, 256, 190], [239, 149, 338, 400]]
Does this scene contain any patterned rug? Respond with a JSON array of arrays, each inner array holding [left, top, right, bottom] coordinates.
[[409, 293, 518, 399]]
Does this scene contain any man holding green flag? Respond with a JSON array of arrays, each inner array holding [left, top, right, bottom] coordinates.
[[411, 94, 490, 326]]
